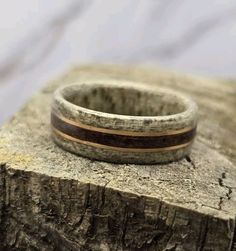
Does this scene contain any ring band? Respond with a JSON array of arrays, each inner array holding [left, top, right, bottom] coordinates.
[[51, 112, 196, 152], [51, 81, 198, 164]]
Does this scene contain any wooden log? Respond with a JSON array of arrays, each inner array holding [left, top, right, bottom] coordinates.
[[0, 65, 236, 251]]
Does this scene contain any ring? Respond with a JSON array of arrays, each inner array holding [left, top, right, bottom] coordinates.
[[51, 80, 198, 164]]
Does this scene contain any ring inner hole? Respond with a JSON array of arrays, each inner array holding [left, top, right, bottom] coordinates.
[[64, 85, 186, 116]]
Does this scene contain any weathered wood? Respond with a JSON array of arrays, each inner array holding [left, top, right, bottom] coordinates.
[[0, 65, 236, 251]]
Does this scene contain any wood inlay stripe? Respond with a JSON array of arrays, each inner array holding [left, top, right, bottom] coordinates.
[[51, 112, 196, 150], [51, 127, 193, 153], [52, 110, 194, 136]]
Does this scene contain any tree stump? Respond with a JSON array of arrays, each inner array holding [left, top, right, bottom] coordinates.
[[0, 65, 236, 251]]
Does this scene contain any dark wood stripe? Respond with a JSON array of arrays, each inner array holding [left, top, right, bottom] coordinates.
[[51, 113, 196, 149]]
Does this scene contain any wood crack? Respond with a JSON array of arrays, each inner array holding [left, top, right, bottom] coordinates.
[[185, 155, 196, 169], [74, 183, 90, 229], [218, 172, 232, 210], [100, 180, 110, 213], [198, 216, 209, 251], [121, 205, 129, 251]]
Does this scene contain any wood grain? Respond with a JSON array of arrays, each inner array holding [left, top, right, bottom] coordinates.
[[0, 65, 235, 250]]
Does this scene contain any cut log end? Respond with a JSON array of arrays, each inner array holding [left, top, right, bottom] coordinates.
[[0, 65, 236, 250]]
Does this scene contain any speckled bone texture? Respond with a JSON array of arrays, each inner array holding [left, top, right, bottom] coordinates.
[[51, 80, 198, 164]]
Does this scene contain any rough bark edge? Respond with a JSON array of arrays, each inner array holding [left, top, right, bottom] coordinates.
[[0, 164, 234, 251], [231, 218, 236, 251]]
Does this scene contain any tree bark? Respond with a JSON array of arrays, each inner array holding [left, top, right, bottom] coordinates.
[[0, 65, 236, 251]]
